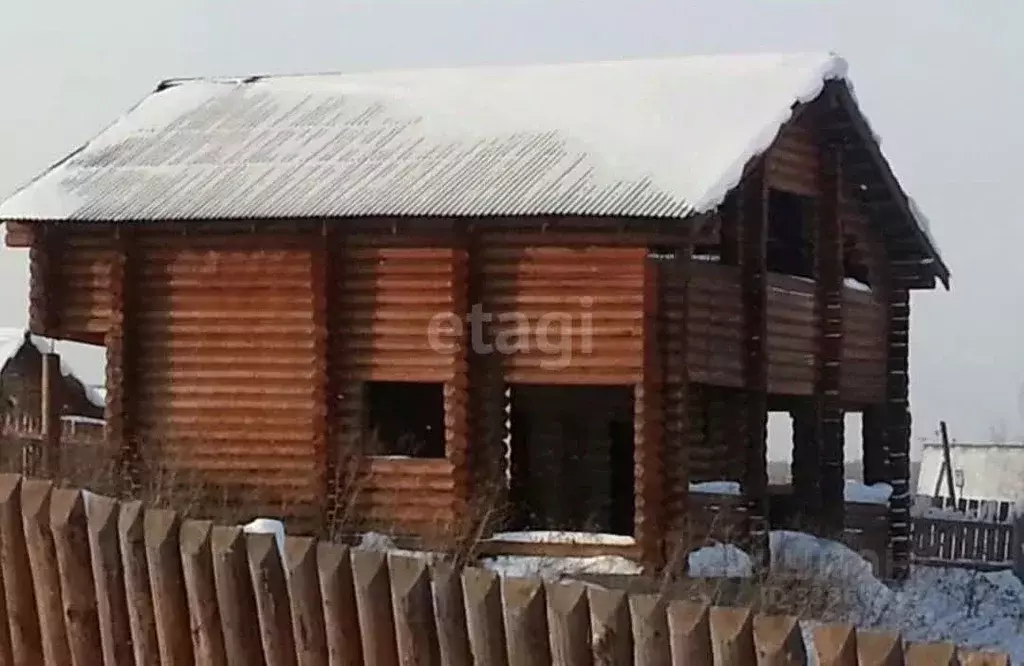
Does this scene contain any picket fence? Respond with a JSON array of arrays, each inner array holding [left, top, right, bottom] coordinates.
[[0, 474, 1010, 666]]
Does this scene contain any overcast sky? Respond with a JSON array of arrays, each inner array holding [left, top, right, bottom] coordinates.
[[0, 0, 1020, 463]]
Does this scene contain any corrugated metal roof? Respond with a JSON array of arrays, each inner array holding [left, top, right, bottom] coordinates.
[[0, 53, 853, 223]]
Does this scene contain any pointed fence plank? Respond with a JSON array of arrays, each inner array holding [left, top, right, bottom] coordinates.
[[285, 537, 327, 666], [708, 606, 755, 666], [144, 509, 194, 666], [118, 501, 159, 666], [629, 593, 670, 666], [905, 642, 958, 665], [0, 475, 42, 665], [587, 586, 631, 666], [317, 542, 363, 666], [350, 548, 399, 666], [752, 614, 805, 665], [857, 630, 905, 666], [210, 526, 263, 666], [180, 520, 226, 666], [388, 555, 440, 666], [545, 581, 591, 666], [247, 532, 298, 666], [812, 624, 857, 666], [430, 562, 471, 666], [86, 493, 133, 666], [20, 478, 70, 666], [50, 488, 103, 666], [666, 602, 711, 666], [502, 577, 550, 666], [462, 567, 507, 666], [958, 650, 1011, 666]]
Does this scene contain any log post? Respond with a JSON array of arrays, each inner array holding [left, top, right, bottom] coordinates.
[[861, 405, 888, 486], [790, 403, 821, 528], [739, 166, 770, 569], [40, 352, 62, 478], [817, 140, 846, 536], [885, 287, 912, 581], [107, 227, 140, 496]]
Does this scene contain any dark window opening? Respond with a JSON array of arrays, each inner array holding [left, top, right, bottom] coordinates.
[[364, 381, 445, 458], [508, 385, 635, 536], [843, 234, 871, 288], [767, 189, 814, 278]]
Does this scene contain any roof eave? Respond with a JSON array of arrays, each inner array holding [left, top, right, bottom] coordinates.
[[833, 82, 950, 291]]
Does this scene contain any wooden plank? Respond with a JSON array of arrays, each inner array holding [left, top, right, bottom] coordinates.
[[708, 606, 755, 666], [587, 586, 631, 665], [430, 562, 471, 666], [958, 649, 1011, 665], [545, 581, 591, 666], [666, 602, 711, 665], [502, 578, 550, 666], [85, 493, 133, 666], [752, 614, 805, 665], [857, 630, 905, 665], [350, 549, 399, 666], [144, 509, 194, 666], [247, 533, 298, 666], [462, 567, 507, 666], [0, 475, 42, 665], [50, 489, 103, 666], [210, 526, 263, 666], [179, 520, 227, 666], [388, 555, 440, 666], [284, 538, 328, 666], [812, 624, 857, 666], [905, 642, 957, 665], [20, 479, 70, 666], [118, 501, 159, 666], [317, 543, 363, 666], [629, 593, 670, 666]]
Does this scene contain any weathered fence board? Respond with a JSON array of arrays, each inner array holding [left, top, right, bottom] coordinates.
[[0, 475, 1006, 666]]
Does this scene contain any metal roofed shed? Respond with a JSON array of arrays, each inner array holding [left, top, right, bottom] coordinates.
[[0, 52, 949, 580]]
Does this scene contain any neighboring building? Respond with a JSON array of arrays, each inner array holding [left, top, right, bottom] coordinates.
[[917, 441, 1024, 505], [0, 53, 948, 576], [0, 328, 105, 420]]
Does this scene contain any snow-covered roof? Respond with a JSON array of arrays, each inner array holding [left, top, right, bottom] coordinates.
[[0, 55, 844, 214], [0, 328, 105, 410]]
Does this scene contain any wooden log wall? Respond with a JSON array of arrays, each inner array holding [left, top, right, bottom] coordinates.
[[841, 203, 888, 406], [766, 110, 819, 197], [132, 231, 321, 523], [330, 234, 464, 537], [686, 262, 743, 387], [765, 273, 817, 395], [476, 234, 646, 385]]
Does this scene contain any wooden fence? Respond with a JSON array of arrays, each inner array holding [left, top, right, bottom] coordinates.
[[0, 474, 1009, 666], [911, 515, 1021, 572]]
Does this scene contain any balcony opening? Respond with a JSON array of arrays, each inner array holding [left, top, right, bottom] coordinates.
[[364, 381, 446, 459], [767, 189, 814, 279]]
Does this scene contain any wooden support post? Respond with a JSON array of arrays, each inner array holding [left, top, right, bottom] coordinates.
[[818, 141, 845, 536], [661, 239, 692, 573], [861, 406, 888, 486], [885, 287, 912, 581], [40, 352, 62, 478], [635, 255, 666, 570], [447, 244, 472, 530], [790, 403, 820, 527], [739, 167, 769, 568], [107, 228, 140, 496]]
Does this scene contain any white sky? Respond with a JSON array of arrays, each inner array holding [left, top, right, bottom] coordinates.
[[1, 0, 1020, 462]]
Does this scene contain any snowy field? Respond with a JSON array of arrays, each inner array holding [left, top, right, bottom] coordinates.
[[242, 516, 1023, 662]]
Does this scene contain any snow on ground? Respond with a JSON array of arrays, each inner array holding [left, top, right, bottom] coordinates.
[[843, 480, 892, 504], [694, 530, 1024, 662], [490, 531, 635, 545], [689, 481, 741, 495]]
